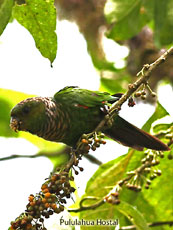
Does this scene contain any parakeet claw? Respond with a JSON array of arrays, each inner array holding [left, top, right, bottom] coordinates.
[[106, 117, 114, 128]]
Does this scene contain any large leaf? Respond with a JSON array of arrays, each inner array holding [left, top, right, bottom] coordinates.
[[120, 147, 173, 230], [153, 122, 173, 134], [0, 88, 30, 138], [0, 97, 15, 137], [143, 153, 173, 223], [142, 102, 169, 132], [85, 153, 132, 196], [13, 0, 57, 64], [154, 0, 173, 46], [105, 0, 154, 41], [104, 0, 173, 46], [80, 152, 135, 229], [0, 0, 13, 35], [100, 72, 130, 94], [116, 201, 149, 230], [80, 151, 150, 229]]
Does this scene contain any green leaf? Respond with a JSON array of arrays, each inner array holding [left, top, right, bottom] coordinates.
[[85, 151, 133, 196], [143, 154, 173, 223], [0, 88, 29, 138], [116, 201, 149, 230], [154, 0, 173, 46], [153, 122, 173, 133], [80, 151, 150, 229], [105, 0, 154, 40], [120, 146, 173, 230], [13, 0, 57, 64], [100, 73, 130, 94], [142, 102, 169, 132], [0, 0, 14, 35], [0, 97, 16, 137], [0, 88, 35, 106], [80, 152, 135, 229], [105, 0, 173, 46]]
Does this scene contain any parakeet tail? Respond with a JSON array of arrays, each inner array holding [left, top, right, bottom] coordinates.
[[104, 116, 170, 151]]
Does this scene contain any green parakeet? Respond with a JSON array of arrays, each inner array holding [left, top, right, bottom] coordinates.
[[10, 86, 169, 151]]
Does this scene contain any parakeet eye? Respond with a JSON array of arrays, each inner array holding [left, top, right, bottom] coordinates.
[[23, 106, 30, 114]]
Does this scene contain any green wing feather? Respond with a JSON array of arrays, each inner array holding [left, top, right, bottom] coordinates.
[[53, 86, 118, 107]]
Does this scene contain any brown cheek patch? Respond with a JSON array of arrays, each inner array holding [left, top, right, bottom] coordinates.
[[10, 118, 19, 132]]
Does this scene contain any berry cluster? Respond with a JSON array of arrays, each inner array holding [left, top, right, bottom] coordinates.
[[125, 171, 142, 192], [144, 169, 162, 189], [104, 148, 166, 207], [122, 150, 164, 192], [79, 132, 106, 154], [128, 97, 136, 107], [10, 169, 76, 230], [105, 186, 121, 205], [141, 150, 164, 165], [10, 214, 34, 230], [142, 150, 163, 189], [71, 157, 84, 175], [134, 83, 156, 100]]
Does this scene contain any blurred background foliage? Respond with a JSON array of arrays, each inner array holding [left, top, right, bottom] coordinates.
[[0, 0, 173, 229]]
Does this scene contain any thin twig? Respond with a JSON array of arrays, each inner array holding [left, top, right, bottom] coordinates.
[[0, 147, 71, 161], [68, 196, 105, 212], [84, 153, 103, 165], [0, 147, 102, 165], [0, 153, 43, 161]]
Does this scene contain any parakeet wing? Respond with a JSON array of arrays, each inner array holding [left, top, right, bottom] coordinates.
[[53, 86, 118, 107]]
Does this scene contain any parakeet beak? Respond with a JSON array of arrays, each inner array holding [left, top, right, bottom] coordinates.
[[10, 117, 21, 132]]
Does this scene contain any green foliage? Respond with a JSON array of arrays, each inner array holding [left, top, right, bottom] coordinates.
[[105, 0, 173, 46], [0, 0, 13, 35], [115, 201, 149, 230], [13, 0, 57, 64], [0, 88, 30, 138], [142, 102, 169, 132], [153, 122, 173, 133], [0, 0, 172, 67], [105, 0, 154, 40], [154, 0, 173, 46], [100, 73, 130, 94], [80, 102, 172, 229], [0, 97, 15, 137]]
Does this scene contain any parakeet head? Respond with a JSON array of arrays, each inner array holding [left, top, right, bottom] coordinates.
[[10, 97, 47, 134]]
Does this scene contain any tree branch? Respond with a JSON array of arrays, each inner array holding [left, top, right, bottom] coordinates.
[[0, 146, 71, 161], [0, 147, 102, 165], [95, 47, 173, 132]]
